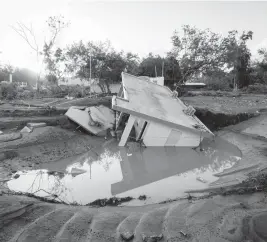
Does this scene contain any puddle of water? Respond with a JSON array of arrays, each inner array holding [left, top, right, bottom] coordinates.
[[8, 137, 241, 206]]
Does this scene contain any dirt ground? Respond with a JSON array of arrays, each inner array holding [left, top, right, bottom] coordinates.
[[182, 93, 267, 114], [0, 93, 267, 241]]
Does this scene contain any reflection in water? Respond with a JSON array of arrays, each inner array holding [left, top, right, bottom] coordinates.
[[20, 169, 72, 203], [8, 137, 242, 205]]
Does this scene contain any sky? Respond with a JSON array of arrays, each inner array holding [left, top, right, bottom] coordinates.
[[0, 0, 267, 72]]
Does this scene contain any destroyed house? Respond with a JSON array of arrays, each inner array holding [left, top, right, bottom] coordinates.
[[112, 72, 213, 147]]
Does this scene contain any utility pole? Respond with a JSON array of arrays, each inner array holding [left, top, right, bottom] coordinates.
[[155, 66, 157, 77], [162, 61, 164, 77], [90, 55, 92, 97], [90, 162, 92, 179], [9, 73, 12, 83]]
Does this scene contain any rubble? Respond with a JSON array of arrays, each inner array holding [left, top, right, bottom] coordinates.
[[120, 232, 134, 241], [196, 177, 208, 183], [0, 133, 22, 142], [142, 233, 163, 242], [20, 126, 33, 133], [27, 122, 47, 128], [65, 105, 115, 136], [65, 95, 74, 100]]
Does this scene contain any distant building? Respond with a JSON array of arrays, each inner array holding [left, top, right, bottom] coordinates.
[[16, 81, 28, 88], [0, 80, 27, 88]]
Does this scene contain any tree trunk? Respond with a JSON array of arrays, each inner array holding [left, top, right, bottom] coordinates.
[[104, 79, 111, 94], [97, 82, 105, 93]]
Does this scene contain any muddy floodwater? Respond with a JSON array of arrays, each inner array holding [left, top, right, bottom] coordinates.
[[8, 137, 242, 206]]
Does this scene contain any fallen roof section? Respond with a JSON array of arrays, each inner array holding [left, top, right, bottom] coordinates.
[[65, 105, 115, 136], [113, 72, 213, 136]]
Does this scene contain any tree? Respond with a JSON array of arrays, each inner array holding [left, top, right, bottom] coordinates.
[[138, 53, 164, 77], [66, 40, 130, 93], [222, 30, 253, 88], [169, 25, 253, 88], [11, 15, 69, 89], [250, 48, 267, 84], [163, 56, 181, 83], [43, 16, 69, 85], [65, 41, 101, 90], [11, 22, 42, 89], [43, 47, 66, 85], [170, 25, 226, 83], [124, 52, 140, 75], [0, 64, 13, 82], [137, 54, 181, 85]]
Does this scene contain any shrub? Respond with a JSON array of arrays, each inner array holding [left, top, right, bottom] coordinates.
[[68, 85, 84, 98], [45, 85, 67, 98], [16, 89, 35, 99], [204, 76, 232, 91], [0, 83, 18, 100], [242, 83, 267, 94], [67, 85, 92, 98], [38, 88, 49, 97]]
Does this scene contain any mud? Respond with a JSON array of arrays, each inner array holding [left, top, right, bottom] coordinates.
[[0, 127, 106, 182], [0, 192, 267, 242]]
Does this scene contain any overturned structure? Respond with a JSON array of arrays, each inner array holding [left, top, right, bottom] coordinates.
[[112, 72, 213, 147]]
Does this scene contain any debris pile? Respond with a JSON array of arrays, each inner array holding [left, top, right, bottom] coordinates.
[[27, 122, 46, 128], [65, 105, 115, 136], [20, 126, 33, 133], [0, 133, 22, 143], [20, 122, 47, 133]]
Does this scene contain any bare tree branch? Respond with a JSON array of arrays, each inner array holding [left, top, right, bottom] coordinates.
[[10, 22, 39, 53]]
